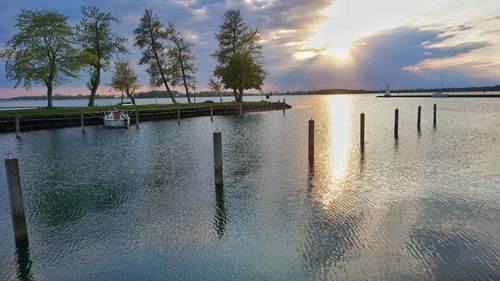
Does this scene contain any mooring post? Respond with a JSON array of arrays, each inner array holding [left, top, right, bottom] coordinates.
[[360, 112, 365, 149], [394, 108, 399, 139], [5, 155, 28, 243], [283, 98, 286, 115], [433, 104, 437, 128], [80, 112, 85, 134], [210, 105, 214, 122], [15, 115, 21, 139], [135, 110, 139, 129], [213, 131, 223, 187], [177, 107, 181, 125], [308, 119, 315, 161], [417, 105, 421, 131]]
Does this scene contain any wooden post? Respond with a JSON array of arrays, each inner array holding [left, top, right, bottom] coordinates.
[[135, 110, 139, 129], [177, 107, 180, 125], [394, 108, 399, 139], [15, 115, 21, 139], [210, 105, 214, 122], [213, 131, 223, 187], [80, 112, 85, 134], [308, 119, 314, 161], [417, 105, 421, 131], [360, 113, 365, 148], [433, 104, 437, 128], [5, 156, 28, 242], [283, 98, 286, 114]]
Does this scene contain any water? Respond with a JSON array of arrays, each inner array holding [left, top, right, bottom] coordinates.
[[0, 95, 499, 280]]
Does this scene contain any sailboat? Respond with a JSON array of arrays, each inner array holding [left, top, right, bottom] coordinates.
[[432, 76, 448, 98], [384, 83, 391, 97]]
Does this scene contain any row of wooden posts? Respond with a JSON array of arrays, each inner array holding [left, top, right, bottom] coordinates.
[[5, 101, 427, 244], [213, 103, 438, 186], [14, 99, 288, 139]]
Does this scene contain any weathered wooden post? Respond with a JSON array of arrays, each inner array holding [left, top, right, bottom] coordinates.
[[5, 154, 28, 243], [360, 112, 365, 149], [177, 107, 181, 125], [308, 119, 314, 161], [282, 98, 286, 114], [417, 105, 421, 131], [394, 108, 399, 139], [135, 110, 139, 129], [213, 131, 223, 186], [210, 105, 214, 122], [15, 115, 21, 139], [80, 112, 85, 134], [433, 104, 437, 128]]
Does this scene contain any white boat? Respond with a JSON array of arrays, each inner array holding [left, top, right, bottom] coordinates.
[[384, 83, 391, 97], [432, 76, 448, 98], [103, 109, 130, 128]]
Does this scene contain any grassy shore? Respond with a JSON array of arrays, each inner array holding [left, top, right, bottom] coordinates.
[[0, 101, 276, 117]]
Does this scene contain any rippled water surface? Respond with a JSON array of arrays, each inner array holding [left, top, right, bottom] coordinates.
[[1, 95, 499, 280]]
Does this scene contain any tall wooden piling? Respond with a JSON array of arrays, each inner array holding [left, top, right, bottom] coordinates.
[[417, 106, 421, 131], [360, 113, 365, 148], [394, 108, 399, 139], [135, 110, 140, 128], [308, 119, 315, 161], [213, 131, 223, 186], [177, 108, 181, 125], [15, 115, 21, 139], [210, 105, 214, 122], [80, 112, 85, 133], [433, 104, 437, 128], [5, 156, 28, 242]]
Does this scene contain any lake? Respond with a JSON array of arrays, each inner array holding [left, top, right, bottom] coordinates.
[[1, 95, 499, 280]]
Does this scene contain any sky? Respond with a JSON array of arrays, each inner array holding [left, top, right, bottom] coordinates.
[[0, 0, 499, 97]]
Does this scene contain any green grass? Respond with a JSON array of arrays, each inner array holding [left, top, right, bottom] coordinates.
[[0, 101, 276, 117]]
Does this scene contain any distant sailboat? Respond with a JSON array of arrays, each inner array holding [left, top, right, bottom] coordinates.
[[432, 76, 448, 98], [384, 83, 391, 97]]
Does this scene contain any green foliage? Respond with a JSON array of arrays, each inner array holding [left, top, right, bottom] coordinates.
[[133, 9, 177, 104], [213, 9, 266, 102], [0, 9, 81, 107], [166, 22, 197, 103], [76, 5, 128, 106], [110, 60, 140, 105]]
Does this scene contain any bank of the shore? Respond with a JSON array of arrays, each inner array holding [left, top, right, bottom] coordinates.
[[0, 101, 291, 133]]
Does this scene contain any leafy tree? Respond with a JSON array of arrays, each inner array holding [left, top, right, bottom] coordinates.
[[207, 75, 223, 103], [110, 60, 139, 105], [133, 9, 177, 104], [76, 6, 127, 107], [166, 22, 197, 104], [0, 9, 80, 108], [213, 9, 266, 102]]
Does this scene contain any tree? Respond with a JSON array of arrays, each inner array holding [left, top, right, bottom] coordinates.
[[110, 60, 140, 105], [76, 6, 127, 107], [134, 9, 177, 104], [207, 75, 223, 103], [219, 51, 266, 97], [213, 9, 266, 102], [0, 9, 80, 108], [166, 22, 197, 104]]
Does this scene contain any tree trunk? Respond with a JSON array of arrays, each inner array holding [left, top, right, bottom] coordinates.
[[126, 90, 136, 105], [233, 88, 238, 102], [87, 66, 100, 107], [120, 93, 124, 104], [238, 87, 244, 103], [218, 92, 223, 103], [178, 54, 191, 104], [47, 84, 53, 108]]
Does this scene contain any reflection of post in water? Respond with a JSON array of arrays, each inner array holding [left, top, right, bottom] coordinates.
[[15, 241, 33, 281], [214, 185, 227, 238], [307, 161, 315, 193]]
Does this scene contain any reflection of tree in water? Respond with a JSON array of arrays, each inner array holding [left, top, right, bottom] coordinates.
[[213, 185, 227, 238], [15, 242, 33, 281]]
